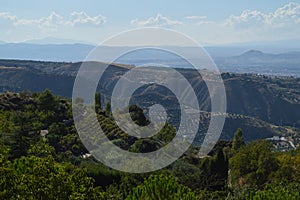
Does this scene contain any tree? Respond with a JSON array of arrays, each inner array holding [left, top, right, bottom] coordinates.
[[27, 141, 56, 158], [211, 148, 228, 189], [248, 182, 300, 200], [229, 140, 278, 188], [274, 149, 300, 182], [95, 92, 102, 113], [126, 175, 198, 200], [232, 128, 245, 152], [105, 102, 111, 117], [10, 111, 37, 158], [0, 112, 13, 133], [36, 89, 57, 112], [60, 134, 87, 156], [36, 89, 58, 126], [0, 141, 17, 199], [11, 153, 104, 199]]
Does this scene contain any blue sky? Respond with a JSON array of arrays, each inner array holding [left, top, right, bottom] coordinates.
[[1, 0, 300, 45]]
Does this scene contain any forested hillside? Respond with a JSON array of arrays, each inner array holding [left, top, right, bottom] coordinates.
[[1, 91, 300, 199], [0, 59, 300, 142]]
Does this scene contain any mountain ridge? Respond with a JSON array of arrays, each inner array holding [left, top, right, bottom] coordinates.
[[0, 59, 299, 142]]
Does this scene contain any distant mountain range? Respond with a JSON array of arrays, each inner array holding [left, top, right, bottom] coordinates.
[[23, 37, 94, 45], [225, 38, 300, 51], [0, 39, 300, 76], [214, 50, 300, 76], [0, 43, 94, 62], [222, 50, 300, 66]]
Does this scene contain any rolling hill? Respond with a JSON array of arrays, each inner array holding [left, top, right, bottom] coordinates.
[[0, 59, 299, 142]]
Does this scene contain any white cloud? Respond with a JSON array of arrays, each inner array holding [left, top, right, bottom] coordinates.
[[185, 15, 207, 20], [14, 12, 64, 30], [227, 10, 267, 26], [0, 11, 106, 30], [185, 15, 212, 26], [131, 14, 182, 27], [226, 2, 300, 28], [0, 12, 18, 29], [0, 12, 17, 21], [196, 21, 212, 25], [68, 12, 106, 27], [273, 2, 300, 18]]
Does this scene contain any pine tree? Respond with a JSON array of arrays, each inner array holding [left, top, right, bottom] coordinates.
[[232, 128, 244, 152], [105, 102, 111, 117], [95, 92, 101, 113]]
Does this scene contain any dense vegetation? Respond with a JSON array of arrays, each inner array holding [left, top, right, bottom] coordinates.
[[1, 90, 300, 199]]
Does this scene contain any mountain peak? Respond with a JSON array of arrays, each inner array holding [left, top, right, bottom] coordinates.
[[242, 50, 264, 56]]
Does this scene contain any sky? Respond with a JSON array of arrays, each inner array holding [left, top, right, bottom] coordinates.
[[1, 0, 300, 45]]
